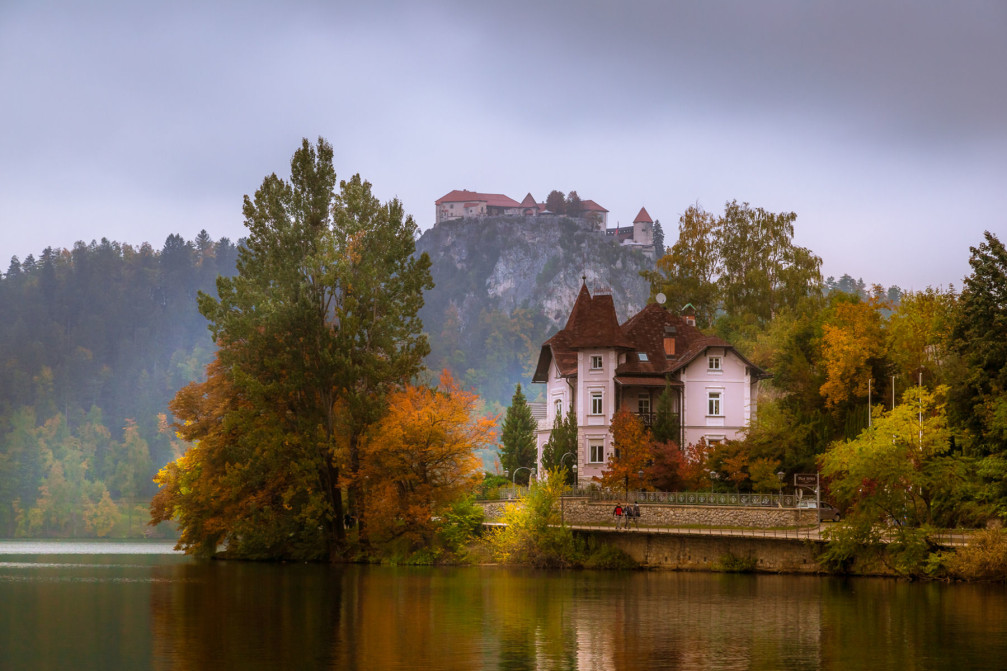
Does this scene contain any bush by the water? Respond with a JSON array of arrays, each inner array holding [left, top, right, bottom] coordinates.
[[942, 529, 1007, 581]]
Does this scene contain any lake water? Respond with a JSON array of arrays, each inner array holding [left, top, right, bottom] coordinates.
[[2, 540, 1006, 670]]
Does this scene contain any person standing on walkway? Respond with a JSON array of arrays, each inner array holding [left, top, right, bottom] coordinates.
[[613, 503, 624, 530], [632, 502, 641, 529]]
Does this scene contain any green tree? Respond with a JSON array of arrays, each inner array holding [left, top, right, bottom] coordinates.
[[652, 219, 665, 258], [154, 137, 433, 560], [541, 406, 577, 484], [718, 200, 822, 324], [643, 204, 720, 327], [499, 384, 537, 485], [820, 386, 961, 529], [544, 190, 566, 215], [566, 191, 583, 218], [949, 231, 1007, 455], [651, 383, 679, 445]]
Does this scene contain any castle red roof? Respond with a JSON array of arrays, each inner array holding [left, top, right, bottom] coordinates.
[[633, 207, 653, 224], [581, 199, 608, 213], [435, 190, 522, 208]]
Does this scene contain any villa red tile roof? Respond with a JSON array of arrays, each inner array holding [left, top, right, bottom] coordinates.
[[633, 207, 653, 224], [533, 289, 769, 383]]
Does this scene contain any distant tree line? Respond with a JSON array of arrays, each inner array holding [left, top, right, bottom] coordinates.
[[0, 233, 238, 536]]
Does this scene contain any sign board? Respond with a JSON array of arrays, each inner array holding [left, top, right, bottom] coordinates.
[[794, 473, 818, 488]]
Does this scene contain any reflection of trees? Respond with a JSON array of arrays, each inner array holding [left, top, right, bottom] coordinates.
[[147, 563, 1007, 670]]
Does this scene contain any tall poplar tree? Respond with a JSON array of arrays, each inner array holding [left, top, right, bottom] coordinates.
[[153, 137, 432, 560], [499, 384, 537, 485]]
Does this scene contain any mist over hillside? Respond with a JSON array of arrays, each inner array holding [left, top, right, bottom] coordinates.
[[417, 215, 654, 406]]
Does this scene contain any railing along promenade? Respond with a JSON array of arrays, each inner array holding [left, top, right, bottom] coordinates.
[[478, 489, 974, 547]]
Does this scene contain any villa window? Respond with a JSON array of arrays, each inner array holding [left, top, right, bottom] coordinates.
[[638, 352, 649, 362], [589, 441, 605, 464], [590, 355, 603, 370], [555, 399, 563, 418], [708, 356, 722, 371], [708, 391, 722, 417], [591, 391, 604, 415], [638, 394, 651, 416]]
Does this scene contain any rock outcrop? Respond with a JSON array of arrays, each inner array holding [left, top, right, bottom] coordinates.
[[416, 215, 653, 404]]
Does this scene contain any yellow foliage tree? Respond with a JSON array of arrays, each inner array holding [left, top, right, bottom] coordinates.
[[819, 297, 887, 411], [359, 371, 494, 549]]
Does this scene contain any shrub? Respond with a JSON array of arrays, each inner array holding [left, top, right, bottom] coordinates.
[[716, 551, 757, 573], [583, 544, 638, 570], [943, 529, 1007, 581]]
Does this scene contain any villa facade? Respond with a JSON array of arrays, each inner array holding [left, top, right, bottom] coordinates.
[[531, 282, 769, 485]]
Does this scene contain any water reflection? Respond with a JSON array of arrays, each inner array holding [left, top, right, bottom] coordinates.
[[3, 548, 1007, 670]]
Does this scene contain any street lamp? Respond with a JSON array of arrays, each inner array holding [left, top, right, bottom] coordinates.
[[559, 453, 578, 526], [511, 466, 535, 487], [776, 470, 785, 506]]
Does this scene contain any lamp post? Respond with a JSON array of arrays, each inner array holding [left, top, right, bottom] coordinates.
[[776, 470, 785, 507], [511, 466, 535, 487], [559, 453, 578, 526]]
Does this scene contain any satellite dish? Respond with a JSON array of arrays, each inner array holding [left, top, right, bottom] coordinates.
[[656, 293, 667, 305]]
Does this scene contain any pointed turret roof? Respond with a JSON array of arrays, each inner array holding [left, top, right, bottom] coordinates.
[[559, 281, 634, 350], [633, 207, 653, 224], [520, 193, 537, 207]]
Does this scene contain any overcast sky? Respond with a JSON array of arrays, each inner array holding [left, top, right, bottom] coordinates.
[[2, 0, 1004, 290]]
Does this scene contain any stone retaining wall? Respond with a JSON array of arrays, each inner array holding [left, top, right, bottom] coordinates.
[[477, 497, 817, 528], [596, 530, 824, 572]]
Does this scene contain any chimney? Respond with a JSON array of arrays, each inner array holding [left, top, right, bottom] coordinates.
[[682, 303, 697, 327]]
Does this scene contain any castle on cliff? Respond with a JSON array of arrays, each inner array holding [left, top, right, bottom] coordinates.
[[434, 189, 656, 254]]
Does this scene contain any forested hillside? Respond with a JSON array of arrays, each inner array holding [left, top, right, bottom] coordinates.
[[0, 234, 238, 536]]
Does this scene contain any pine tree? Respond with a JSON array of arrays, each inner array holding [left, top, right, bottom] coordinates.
[[541, 406, 578, 485], [499, 384, 537, 485], [651, 383, 679, 446]]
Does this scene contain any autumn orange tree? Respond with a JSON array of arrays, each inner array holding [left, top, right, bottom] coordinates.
[[819, 295, 890, 431], [599, 409, 653, 496], [150, 358, 330, 559], [358, 371, 494, 552], [150, 138, 433, 561]]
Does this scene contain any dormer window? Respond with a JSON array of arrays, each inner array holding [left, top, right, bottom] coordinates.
[[638, 352, 649, 362], [708, 356, 722, 371], [590, 355, 603, 370]]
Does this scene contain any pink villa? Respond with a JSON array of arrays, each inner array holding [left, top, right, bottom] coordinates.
[[531, 282, 769, 485]]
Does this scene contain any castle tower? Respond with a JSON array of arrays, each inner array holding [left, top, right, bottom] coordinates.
[[633, 207, 654, 245]]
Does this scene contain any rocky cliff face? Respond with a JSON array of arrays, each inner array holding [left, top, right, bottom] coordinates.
[[416, 215, 653, 404]]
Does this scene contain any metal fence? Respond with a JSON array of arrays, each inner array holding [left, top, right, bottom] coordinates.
[[571, 488, 799, 508]]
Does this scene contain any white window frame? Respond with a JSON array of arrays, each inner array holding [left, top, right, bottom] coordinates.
[[590, 355, 603, 370], [708, 355, 722, 371], [589, 440, 605, 464], [637, 394, 651, 416], [554, 399, 563, 418], [707, 390, 722, 417], [590, 391, 604, 415]]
